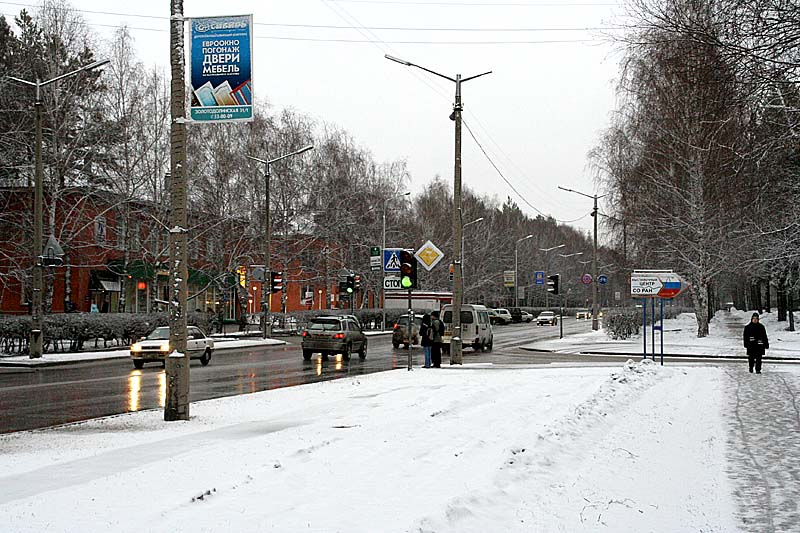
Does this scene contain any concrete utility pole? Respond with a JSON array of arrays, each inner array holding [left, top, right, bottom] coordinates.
[[384, 54, 491, 365], [165, 0, 189, 421], [246, 146, 313, 339], [7, 61, 110, 358], [558, 186, 606, 331]]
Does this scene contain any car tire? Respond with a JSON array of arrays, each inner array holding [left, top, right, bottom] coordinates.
[[392, 342, 400, 349], [403, 343, 409, 349], [303, 349, 312, 361], [487, 338, 493, 351], [358, 342, 367, 360], [133, 359, 144, 369], [342, 344, 352, 361], [200, 349, 212, 366]]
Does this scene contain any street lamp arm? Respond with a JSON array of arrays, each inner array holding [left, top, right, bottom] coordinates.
[[461, 70, 492, 83], [384, 54, 456, 82], [267, 144, 314, 165], [5, 76, 35, 86], [41, 58, 111, 87]]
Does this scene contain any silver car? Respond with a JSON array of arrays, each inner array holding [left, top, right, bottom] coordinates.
[[130, 326, 214, 369], [301, 316, 367, 361]]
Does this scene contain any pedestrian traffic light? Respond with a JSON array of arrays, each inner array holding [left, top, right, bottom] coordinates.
[[270, 271, 283, 293], [346, 274, 355, 294], [547, 274, 560, 295], [399, 249, 417, 289], [354, 275, 362, 291]]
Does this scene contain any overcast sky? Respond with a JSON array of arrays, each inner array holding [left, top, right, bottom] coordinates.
[[6, 0, 625, 237]]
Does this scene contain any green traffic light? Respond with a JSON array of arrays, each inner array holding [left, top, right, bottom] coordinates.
[[347, 288, 353, 294], [401, 276, 412, 289]]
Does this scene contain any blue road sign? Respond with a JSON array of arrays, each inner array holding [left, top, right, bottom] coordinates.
[[383, 248, 402, 272], [598, 275, 608, 285], [534, 271, 545, 285]]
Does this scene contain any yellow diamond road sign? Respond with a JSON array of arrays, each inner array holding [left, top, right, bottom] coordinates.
[[415, 240, 444, 272]]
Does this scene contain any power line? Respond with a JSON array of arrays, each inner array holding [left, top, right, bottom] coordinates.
[[325, 0, 617, 6]]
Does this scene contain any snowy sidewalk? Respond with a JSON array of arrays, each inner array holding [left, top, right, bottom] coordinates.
[[2, 360, 799, 531]]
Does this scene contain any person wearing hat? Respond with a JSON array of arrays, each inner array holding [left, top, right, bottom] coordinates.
[[743, 312, 769, 374]]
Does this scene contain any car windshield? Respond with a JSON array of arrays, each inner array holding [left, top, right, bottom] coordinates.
[[146, 327, 171, 340], [308, 319, 341, 331], [397, 316, 423, 326], [539, 312, 554, 317]]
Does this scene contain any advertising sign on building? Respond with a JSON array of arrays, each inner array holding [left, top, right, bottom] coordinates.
[[189, 15, 253, 122]]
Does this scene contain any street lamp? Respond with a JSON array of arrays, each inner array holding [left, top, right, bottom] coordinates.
[[539, 244, 565, 308], [515, 235, 534, 308], [247, 145, 314, 339], [461, 217, 484, 299], [7, 58, 110, 358], [385, 53, 491, 365], [558, 186, 606, 331], [382, 191, 410, 331]]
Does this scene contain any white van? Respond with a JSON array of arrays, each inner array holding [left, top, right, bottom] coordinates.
[[440, 304, 493, 353]]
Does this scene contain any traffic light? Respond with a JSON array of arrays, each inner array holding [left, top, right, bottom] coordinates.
[[399, 249, 417, 289], [270, 271, 283, 293], [354, 275, 362, 291], [346, 274, 355, 294], [547, 274, 560, 295]]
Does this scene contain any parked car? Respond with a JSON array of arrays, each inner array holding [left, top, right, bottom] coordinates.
[[493, 308, 513, 325], [536, 311, 558, 326], [130, 326, 214, 369], [301, 315, 367, 361], [392, 314, 423, 349], [508, 307, 523, 323], [441, 304, 493, 352], [520, 310, 533, 323]]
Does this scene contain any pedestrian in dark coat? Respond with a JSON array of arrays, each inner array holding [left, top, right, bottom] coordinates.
[[430, 310, 445, 368], [743, 312, 769, 374], [420, 313, 433, 368]]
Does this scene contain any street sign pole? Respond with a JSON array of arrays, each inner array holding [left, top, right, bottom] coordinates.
[[642, 298, 647, 361]]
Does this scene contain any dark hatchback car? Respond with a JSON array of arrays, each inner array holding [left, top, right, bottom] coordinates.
[[301, 316, 367, 361]]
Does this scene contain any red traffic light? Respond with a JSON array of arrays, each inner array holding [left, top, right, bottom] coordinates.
[[399, 250, 414, 275]]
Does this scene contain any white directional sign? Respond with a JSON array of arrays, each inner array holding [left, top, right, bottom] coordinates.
[[384, 276, 403, 291], [630, 270, 687, 299]]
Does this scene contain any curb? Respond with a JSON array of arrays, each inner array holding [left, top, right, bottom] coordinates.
[[519, 346, 800, 361]]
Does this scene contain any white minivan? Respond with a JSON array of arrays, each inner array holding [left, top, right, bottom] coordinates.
[[440, 304, 493, 353]]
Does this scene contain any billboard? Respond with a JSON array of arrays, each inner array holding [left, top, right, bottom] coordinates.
[[189, 15, 253, 122]]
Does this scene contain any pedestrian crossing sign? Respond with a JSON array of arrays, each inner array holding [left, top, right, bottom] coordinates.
[[383, 248, 402, 272]]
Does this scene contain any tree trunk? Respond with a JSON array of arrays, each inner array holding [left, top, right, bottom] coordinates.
[[691, 280, 710, 337], [777, 276, 787, 321], [765, 274, 771, 313]]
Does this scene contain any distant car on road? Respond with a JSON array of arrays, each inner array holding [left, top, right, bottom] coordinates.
[[392, 314, 423, 349], [491, 308, 513, 325], [520, 310, 533, 323], [301, 315, 367, 361], [576, 309, 591, 320], [130, 326, 214, 369], [536, 311, 558, 326]]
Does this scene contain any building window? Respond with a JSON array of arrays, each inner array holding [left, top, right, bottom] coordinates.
[[130, 221, 140, 252], [95, 216, 107, 245]]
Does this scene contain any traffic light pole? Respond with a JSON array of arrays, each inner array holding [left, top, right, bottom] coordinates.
[[407, 289, 413, 371]]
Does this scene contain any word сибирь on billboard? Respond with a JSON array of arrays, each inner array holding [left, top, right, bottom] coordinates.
[[189, 14, 253, 122]]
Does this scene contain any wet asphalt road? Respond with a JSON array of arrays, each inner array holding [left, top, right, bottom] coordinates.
[[0, 320, 592, 434]]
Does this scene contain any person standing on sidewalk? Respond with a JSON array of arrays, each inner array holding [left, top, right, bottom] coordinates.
[[430, 311, 445, 368], [743, 312, 769, 374], [419, 313, 433, 368]]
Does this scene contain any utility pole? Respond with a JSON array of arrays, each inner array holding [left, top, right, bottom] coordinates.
[[558, 186, 606, 331], [7, 60, 110, 358], [247, 146, 313, 339], [165, 0, 190, 421], [385, 54, 491, 365]]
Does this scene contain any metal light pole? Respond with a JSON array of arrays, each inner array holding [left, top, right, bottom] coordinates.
[[247, 145, 313, 339], [7, 59, 110, 358], [461, 217, 484, 300], [559, 186, 606, 331], [540, 244, 565, 308], [515, 235, 533, 308], [385, 54, 491, 365], [381, 191, 410, 331]]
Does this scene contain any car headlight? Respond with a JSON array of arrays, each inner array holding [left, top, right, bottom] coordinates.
[[159, 342, 171, 352], [131, 343, 142, 352]]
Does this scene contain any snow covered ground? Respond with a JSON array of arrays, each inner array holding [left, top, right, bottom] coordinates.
[[529, 309, 800, 359], [2, 358, 799, 531]]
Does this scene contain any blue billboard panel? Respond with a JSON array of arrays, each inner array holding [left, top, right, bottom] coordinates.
[[189, 15, 253, 122]]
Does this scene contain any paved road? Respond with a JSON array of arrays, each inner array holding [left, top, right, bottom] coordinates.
[[0, 319, 590, 433]]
